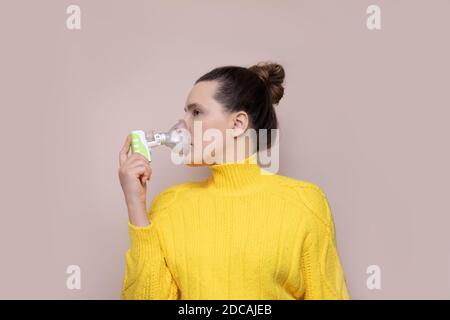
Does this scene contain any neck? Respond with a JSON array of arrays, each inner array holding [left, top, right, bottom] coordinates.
[[205, 152, 267, 195]]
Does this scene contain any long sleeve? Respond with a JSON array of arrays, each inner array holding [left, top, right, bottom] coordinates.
[[120, 160, 351, 299], [120, 191, 180, 300], [298, 186, 351, 300]]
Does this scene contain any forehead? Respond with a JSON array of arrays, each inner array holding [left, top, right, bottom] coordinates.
[[186, 80, 219, 106]]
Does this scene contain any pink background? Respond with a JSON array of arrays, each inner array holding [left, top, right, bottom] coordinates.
[[0, 0, 449, 299]]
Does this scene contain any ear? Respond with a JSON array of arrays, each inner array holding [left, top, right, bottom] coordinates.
[[231, 111, 249, 137]]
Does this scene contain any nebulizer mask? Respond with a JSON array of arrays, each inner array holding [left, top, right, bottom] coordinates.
[[129, 119, 191, 162]]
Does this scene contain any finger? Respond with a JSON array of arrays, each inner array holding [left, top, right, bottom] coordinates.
[[128, 162, 151, 180], [119, 135, 131, 167], [128, 165, 151, 182], [139, 169, 149, 186], [127, 152, 151, 165], [133, 153, 150, 163], [127, 157, 152, 169]]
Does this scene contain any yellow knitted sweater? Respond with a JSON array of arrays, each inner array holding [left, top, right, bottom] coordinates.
[[120, 153, 350, 300]]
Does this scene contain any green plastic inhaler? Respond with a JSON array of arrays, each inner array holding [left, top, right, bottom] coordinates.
[[129, 119, 189, 162]]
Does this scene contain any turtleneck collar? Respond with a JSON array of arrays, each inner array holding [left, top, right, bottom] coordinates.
[[205, 152, 269, 196]]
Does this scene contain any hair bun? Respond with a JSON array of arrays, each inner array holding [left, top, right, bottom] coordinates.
[[249, 62, 285, 105]]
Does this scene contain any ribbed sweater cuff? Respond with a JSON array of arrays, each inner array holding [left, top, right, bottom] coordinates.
[[127, 221, 157, 259]]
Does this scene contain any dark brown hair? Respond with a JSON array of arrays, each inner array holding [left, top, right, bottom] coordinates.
[[195, 61, 285, 151]]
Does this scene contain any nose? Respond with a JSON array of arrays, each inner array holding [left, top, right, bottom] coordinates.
[[180, 118, 194, 146], [181, 115, 192, 133], [175, 119, 188, 131]]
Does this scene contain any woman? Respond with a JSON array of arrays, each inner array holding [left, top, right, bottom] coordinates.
[[118, 62, 351, 300]]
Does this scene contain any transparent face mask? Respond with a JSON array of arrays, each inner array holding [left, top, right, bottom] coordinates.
[[130, 119, 191, 162]]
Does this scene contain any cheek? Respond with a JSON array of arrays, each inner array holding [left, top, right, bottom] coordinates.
[[203, 119, 229, 144], [191, 114, 231, 148], [206, 113, 231, 133], [191, 116, 216, 136]]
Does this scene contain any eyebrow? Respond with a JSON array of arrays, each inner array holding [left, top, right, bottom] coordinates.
[[184, 103, 203, 112]]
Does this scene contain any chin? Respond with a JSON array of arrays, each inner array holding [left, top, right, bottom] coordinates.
[[180, 153, 204, 167], [185, 162, 205, 167]]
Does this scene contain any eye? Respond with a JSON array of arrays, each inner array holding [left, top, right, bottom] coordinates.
[[192, 109, 200, 117]]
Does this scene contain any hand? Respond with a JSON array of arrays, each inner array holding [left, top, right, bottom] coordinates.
[[118, 135, 152, 226]]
